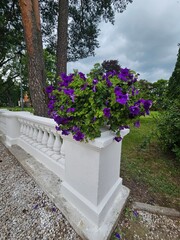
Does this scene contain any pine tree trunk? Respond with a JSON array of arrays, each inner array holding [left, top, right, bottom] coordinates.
[[19, 0, 47, 117], [56, 0, 69, 78]]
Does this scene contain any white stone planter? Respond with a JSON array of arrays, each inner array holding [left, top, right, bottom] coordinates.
[[61, 129, 130, 240]]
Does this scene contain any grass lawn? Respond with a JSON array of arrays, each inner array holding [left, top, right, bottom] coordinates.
[[110, 111, 180, 240], [0, 106, 34, 113], [120, 111, 180, 209]]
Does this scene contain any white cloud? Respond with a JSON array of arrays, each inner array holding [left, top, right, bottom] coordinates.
[[68, 0, 180, 82]]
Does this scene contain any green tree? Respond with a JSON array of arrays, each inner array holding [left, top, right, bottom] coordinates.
[[1, 0, 133, 116], [151, 79, 168, 110], [168, 45, 180, 100], [102, 60, 121, 73], [137, 79, 153, 100]]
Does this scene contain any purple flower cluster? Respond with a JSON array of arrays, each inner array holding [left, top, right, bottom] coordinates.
[[73, 131, 84, 141], [60, 73, 74, 87], [114, 86, 129, 105], [46, 68, 152, 143], [103, 108, 111, 118], [63, 88, 75, 102], [79, 72, 86, 80]]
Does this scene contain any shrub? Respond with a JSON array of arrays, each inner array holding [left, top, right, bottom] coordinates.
[[46, 68, 152, 142], [157, 100, 180, 161]]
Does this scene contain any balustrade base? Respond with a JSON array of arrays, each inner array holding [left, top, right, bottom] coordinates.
[[17, 138, 65, 181], [7, 143, 130, 240]]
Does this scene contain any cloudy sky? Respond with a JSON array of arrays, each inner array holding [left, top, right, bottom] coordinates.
[[68, 0, 180, 82]]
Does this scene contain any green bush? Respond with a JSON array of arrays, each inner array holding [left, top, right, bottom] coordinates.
[[157, 100, 180, 161]]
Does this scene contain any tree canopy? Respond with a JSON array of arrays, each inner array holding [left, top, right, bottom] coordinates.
[[168, 46, 180, 100], [1, 0, 133, 114]]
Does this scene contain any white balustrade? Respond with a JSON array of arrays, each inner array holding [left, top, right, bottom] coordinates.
[[0, 109, 131, 240]]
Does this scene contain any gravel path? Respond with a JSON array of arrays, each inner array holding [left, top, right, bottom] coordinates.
[[0, 142, 81, 240], [1, 140, 180, 240]]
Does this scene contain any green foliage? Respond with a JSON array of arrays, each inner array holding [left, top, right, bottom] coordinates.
[[102, 60, 121, 73], [48, 68, 152, 142], [43, 49, 56, 85], [89, 63, 104, 79], [0, 77, 20, 107], [136, 79, 153, 99], [168, 47, 180, 100], [89, 60, 121, 79], [151, 79, 169, 110], [157, 100, 180, 161], [122, 113, 180, 199], [137, 79, 169, 111]]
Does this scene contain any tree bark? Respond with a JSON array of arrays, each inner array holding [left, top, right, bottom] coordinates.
[[19, 0, 47, 116], [56, 0, 69, 78]]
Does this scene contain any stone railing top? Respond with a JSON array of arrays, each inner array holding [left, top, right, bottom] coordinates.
[[1, 110, 55, 128], [0, 109, 130, 149], [62, 128, 130, 149]]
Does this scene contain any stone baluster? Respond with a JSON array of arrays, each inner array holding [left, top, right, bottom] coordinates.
[[37, 127, 43, 143], [46, 130, 55, 156], [27, 123, 35, 144], [32, 124, 39, 147], [25, 121, 30, 137], [29, 123, 34, 138], [19, 119, 24, 134], [22, 120, 27, 135], [52, 132, 62, 161], [36, 126, 45, 150], [59, 140, 65, 166], [22, 120, 28, 140], [32, 125, 38, 141], [41, 127, 49, 152]]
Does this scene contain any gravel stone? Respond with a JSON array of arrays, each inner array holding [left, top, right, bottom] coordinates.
[[0, 141, 81, 240]]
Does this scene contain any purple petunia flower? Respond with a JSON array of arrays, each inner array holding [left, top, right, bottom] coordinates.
[[63, 88, 74, 96], [60, 105, 64, 110], [73, 131, 85, 141], [62, 130, 70, 135], [60, 73, 74, 87], [79, 72, 86, 80], [63, 88, 75, 102], [115, 232, 121, 239], [118, 68, 129, 81], [106, 78, 113, 87], [119, 125, 130, 130], [55, 126, 61, 131], [93, 79, 98, 85], [67, 108, 75, 113], [46, 85, 54, 94], [103, 108, 111, 118], [114, 136, 123, 142], [81, 83, 88, 90], [116, 93, 129, 105], [133, 210, 139, 217], [48, 99, 56, 110], [134, 120, 140, 128], [54, 115, 63, 125], [129, 106, 140, 116], [52, 207, 56, 212], [114, 86, 122, 96], [92, 85, 96, 92], [143, 100, 152, 115], [72, 126, 80, 132], [53, 115, 72, 125]]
